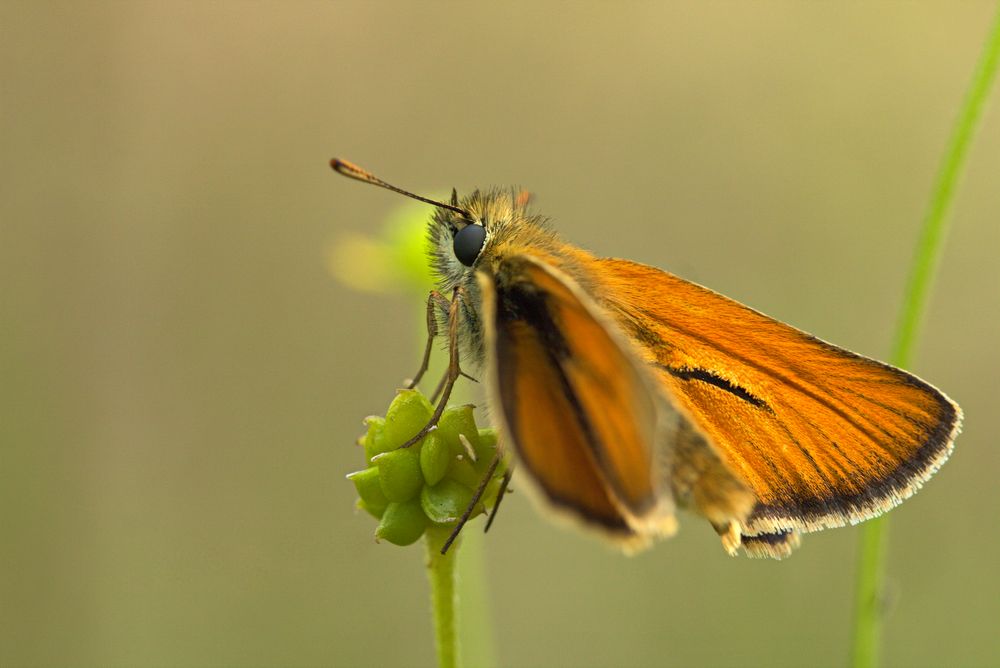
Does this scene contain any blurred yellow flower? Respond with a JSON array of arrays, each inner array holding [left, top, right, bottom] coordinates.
[[328, 201, 436, 295]]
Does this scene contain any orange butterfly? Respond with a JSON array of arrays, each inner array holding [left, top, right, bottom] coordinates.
[[333, 159, 961, 558]]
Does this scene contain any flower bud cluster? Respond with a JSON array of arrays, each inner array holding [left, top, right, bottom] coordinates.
[[348, 389, 505, 546]]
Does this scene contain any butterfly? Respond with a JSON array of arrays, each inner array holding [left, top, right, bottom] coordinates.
[[333, 158, 961, 558]]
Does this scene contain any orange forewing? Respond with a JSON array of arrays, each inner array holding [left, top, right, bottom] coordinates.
[[494, 318, 632, 533], [595, 258, 961, 535], [480, 255, 671, 537]]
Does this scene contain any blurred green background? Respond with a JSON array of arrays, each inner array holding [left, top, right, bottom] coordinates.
[[2, 3, 998, 667]]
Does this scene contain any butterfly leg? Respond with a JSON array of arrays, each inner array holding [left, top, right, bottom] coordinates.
[[405, 290, 451, 390], [430, 367, 477, 402], [400, 287, 473, 449], [440, 447, 505, 554], [484, 466, 513, 534]]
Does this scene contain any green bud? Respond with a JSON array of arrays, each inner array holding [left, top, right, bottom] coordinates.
[[375, 500, 426, 546], [350, 388, 507, 548], [356, 498, 386, 520], [472, 427, 499, 473], [437, 405, 480, 457], [383, 389, 433, 446], [478, 427, 498, 449], [447, 455, 482, 491], [362, 416, 390, 464], [421, 479, 475, 525], [420, 431, 450, 487], [373, 447, 423, 502], [481, 475, 504, 509], [346, 467, 388, 513]]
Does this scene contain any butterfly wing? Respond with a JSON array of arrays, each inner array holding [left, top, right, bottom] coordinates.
[[595, 258, 961, 541], [478, 253, 676, 545]]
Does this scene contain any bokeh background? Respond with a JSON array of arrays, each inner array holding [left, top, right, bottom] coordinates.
[[2, 3, 998, 667]]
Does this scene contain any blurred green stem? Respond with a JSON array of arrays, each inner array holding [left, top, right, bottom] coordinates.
[[457, 529, 498, 668], [426, 527, 460, 668], [851, 6, 1000, 667]]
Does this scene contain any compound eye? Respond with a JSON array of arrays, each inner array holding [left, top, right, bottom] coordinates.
[[453, 224, 486, 267]]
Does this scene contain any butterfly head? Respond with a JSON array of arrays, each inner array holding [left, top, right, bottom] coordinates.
[[330, 158, 557, 358], [428, 187, 553, 290]]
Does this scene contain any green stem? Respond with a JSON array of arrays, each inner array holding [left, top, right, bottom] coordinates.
[[851, 6, 1000, 667], [457, 529, 498, 668], [426, 527, 460, 668], [852, 517, 889, 668]]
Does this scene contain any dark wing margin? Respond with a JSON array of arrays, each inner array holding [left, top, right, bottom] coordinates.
[[743, 376, 960, 536]]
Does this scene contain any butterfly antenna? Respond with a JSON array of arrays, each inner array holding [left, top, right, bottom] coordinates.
[[330, 158, 469, 217]]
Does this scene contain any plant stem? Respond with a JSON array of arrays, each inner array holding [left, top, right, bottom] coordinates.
[[457, 529, 498, 668], [426, 526, 460, 668], [852, 517, 888, 668], [889, 6, 1000, 368], [851, 6, 1000, 667]]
